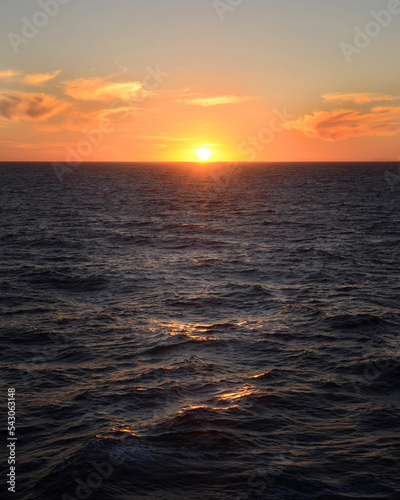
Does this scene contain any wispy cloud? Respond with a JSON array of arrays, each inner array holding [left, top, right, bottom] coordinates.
[[35, 124, 63, 133], [0, 91, 69, 122], [177, 95, 257, 107], [24, 70, 61, 86], [54, 105, 139, 132], [284, 107, 400, 141], [0, 70, 22, 79], [322, 92, 400, 105], [124, 135, 194, 141], [63, 76, 148, 102], [0, 140, 23, 146], [94, 106, 137, 120], [0, 139, 70, 150]]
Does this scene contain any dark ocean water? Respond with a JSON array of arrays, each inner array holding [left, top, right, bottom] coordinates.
[[1, 162, 400, 500]]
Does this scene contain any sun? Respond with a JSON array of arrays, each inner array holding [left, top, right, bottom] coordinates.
[[195, 147, 214, 162]]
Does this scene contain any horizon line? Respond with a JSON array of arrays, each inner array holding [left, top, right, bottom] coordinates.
[[0, 160, 398, 164]]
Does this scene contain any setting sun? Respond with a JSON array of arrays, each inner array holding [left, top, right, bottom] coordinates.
[[195, 147, 214, 162]]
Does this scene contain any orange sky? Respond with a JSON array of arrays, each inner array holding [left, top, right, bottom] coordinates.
[[1, 0, 400, 162]]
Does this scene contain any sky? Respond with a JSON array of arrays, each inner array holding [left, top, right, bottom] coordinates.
[[1, 0, 400, 162]]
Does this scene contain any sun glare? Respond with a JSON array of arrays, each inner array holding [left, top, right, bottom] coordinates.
[[195, 147, 214, 162]]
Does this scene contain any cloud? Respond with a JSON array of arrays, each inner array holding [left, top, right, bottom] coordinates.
[[24, 70, 61, 86], [54, 104, 139, 132], [0, 139, 69, 150], [94, 106, 137, 120], [284, 107, 400, 141], [63, 76, 148, 102], [0, 140, 23, 146], [0, 69, 60, 86], [0, 70, 22, 79], [322, 92, 400, 105], [0, 91, 69, 122], [35, 124, 63, 133], [177, 95, 257, 107], [124, 135, 194, 141]]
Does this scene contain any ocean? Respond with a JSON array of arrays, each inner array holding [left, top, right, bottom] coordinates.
[[1, 162, 399, 500]]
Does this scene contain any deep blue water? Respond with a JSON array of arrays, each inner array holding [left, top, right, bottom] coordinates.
[[1, 162, 400, 500]]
